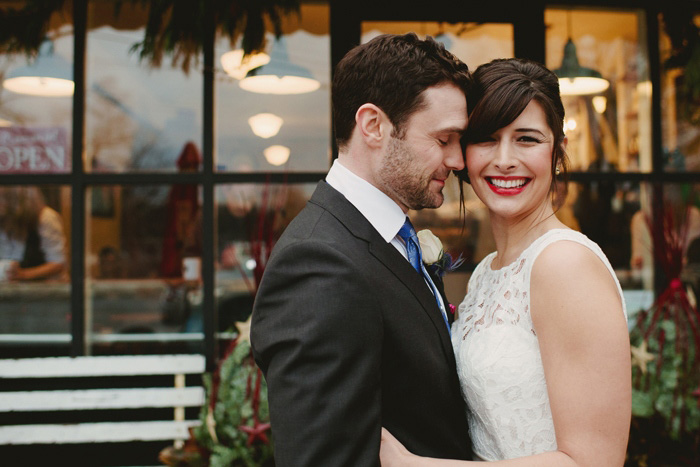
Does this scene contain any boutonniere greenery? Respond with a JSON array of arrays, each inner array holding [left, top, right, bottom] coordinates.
[[417, 229, 463, 278]]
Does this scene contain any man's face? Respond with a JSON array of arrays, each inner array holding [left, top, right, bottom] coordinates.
[[376, 83, 467, 212]]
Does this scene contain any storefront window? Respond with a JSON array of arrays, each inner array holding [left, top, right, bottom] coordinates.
[[86, 183, 202, 354], [85, 1, 203, 173], [545, 8, 651, 172], [0, 2, 73, 174], [215, 3, 330, 172], [215, 182, 315, 337], [0, 185, 71, 343], [659, 7, 700, 171]]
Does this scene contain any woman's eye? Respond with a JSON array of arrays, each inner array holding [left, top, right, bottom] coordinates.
[[518, 136, 542, 143]]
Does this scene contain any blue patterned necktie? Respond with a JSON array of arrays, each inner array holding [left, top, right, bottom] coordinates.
[[397, 218, 450, 332]]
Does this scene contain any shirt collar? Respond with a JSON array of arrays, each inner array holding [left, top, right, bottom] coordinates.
[[326, 159, 406, 243]]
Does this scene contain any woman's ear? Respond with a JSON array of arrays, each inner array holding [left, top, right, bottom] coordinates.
[[355, 103, 389, 148], [561, 136, 568, 153]]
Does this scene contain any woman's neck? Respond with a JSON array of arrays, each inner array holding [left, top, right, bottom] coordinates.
[[488, 204, 567, 270]]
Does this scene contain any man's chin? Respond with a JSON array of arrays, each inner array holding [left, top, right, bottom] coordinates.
[[410, 194, 444, 211]]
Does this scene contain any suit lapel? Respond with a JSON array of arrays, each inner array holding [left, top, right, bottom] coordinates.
[[428, 269, 454, 326], [309, 182, 456, 366]]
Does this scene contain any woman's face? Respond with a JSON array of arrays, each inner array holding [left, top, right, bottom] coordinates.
[[465, 100, 555, 223]]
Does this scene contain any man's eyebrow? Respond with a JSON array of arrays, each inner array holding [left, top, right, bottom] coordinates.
[[438, 126, 467, 135]]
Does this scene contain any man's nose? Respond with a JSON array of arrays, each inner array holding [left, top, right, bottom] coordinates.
[[445, 142, 465, 171]]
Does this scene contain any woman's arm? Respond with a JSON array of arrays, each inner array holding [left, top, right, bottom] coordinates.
[[530, 241, 631, 466], [380, 241, 631, 467], [10, 261, 64, 281]]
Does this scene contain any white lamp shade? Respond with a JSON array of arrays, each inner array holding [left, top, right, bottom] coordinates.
[[248, 113, 283, 138], [239, 36, 320, 95], [4, 76, 74, 97], [4, 40, 74, 97], [221, 50, 270, 80], [239, 75, 320, 95], [263, 145, 290, 166], [558, 77, 609, 96]]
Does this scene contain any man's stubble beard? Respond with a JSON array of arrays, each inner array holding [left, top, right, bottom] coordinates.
[[377, 136, 444, 211]]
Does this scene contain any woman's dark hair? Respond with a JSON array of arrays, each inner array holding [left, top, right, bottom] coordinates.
[[332, 33, 472, 149], [459, 58, 568, 209]]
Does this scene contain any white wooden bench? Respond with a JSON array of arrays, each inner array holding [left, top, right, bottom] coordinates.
[[0, 354, 205, 445]]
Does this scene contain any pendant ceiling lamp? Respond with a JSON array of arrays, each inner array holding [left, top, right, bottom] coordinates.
[[553, 11, 609, 96], [248, 112, 283, 138], [239, 37, 320, 95], [264, 145, 290, 166], [3, 39, 74, 97]]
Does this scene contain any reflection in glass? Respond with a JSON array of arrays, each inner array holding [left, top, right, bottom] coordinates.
[[85, 1, 202, 172], [545, 8, 651, 173], [86, 184, 202, 354], [659, 9, 700, 171], [215, 2, 330, 172], [215, 183, 313, 334], [0, 185, 71, 336], [0, 4, 73, 174]]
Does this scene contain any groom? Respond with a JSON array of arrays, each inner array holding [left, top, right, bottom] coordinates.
[[251, 33, 472, 466]]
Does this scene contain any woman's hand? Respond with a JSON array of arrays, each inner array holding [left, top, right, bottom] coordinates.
[[380, 428, 414, 467]]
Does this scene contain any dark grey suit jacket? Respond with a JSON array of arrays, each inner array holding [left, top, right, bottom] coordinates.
[[251, 181, 471, 466]]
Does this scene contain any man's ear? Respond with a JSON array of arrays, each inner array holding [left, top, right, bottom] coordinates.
[[355, 103, 390, 148]]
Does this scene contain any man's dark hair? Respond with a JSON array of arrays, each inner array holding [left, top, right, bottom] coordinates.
[[332, 33, 472, 149]]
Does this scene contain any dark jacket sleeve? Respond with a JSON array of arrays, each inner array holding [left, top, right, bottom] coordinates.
[[251, 239, 384, 467]]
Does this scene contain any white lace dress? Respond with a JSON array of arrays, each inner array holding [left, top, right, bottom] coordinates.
[[451, 229, 626, 461]]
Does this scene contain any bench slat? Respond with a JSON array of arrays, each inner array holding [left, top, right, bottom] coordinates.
[[0, 420, 201, 444], [0, 387, 205, 412], [0, 354, 205, 378]]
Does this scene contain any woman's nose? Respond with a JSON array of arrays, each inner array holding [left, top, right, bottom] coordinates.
[[494, 143, 516, 170]]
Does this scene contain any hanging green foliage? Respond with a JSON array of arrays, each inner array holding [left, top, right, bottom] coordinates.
[[0, 0, 300, 72]]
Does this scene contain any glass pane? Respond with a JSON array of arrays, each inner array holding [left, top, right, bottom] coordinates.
[[0, 185, 71, 341], [85, 1, 202, 172], [215, 182, 315, 336], [659, 8, 700, 171], [86, 184, 202, 354], [362, 21, 514, 304], [215, 3, 330, 172], [545, 8, 651, 173], [0, 3, 73, 174]]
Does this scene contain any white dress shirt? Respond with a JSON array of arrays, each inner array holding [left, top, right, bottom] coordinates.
[[325, 159, 449, 327]]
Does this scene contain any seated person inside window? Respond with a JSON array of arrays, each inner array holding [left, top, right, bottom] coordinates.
[[0, 186, 67, 281]]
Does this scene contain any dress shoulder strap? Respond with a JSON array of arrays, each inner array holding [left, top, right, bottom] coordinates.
[[523, 229, 627, 319]]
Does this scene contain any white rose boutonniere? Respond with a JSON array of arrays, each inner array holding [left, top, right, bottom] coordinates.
[[417, 229, 443, 264], [417, 229, 464, 278]]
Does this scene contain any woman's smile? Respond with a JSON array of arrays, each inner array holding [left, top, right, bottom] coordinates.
[[486, 176, 531, 195]]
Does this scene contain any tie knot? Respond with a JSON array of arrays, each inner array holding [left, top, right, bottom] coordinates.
[[397, 218, 417, 243]]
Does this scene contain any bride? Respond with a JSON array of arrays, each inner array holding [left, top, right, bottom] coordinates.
[[380, 58, 631, 465]]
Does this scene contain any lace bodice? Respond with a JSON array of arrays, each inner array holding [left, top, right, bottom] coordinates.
[[451, 229, 626, 461]]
